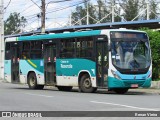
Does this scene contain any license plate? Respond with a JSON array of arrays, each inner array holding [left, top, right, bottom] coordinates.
[[131, 84, 138, 88]]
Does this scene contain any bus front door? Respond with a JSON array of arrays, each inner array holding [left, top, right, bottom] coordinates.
[[11, 44, 20, 83], [44, 43, 56, 85], [96, 41, 108, 88]]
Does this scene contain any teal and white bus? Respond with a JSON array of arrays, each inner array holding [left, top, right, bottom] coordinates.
[[4, 29, 152, 94]]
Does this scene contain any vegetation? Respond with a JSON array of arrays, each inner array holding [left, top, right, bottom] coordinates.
[[140, 28, 160, 80], [71, 0, 158, 24], [71, 0, 121, 25], [121, 0, 139, 21], [150, 0, 158, 19], [4, 12, 27, 35]]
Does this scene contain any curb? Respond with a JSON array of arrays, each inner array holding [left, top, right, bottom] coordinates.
[[0, 79, 159, 94], [151, 81, 160, 89], [129, 88, 160, 94]]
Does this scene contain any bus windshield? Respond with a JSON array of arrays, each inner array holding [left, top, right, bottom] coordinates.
[[110, 32, 151, 70]]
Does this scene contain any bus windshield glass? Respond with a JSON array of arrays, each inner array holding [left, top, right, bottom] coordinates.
[[110, 31, 151, 70]]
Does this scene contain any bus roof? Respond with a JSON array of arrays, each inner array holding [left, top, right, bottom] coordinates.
[[5, 29, 146, 42], [17, 30, 101, 41]]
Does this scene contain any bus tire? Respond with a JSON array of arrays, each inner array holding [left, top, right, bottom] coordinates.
[[57, 86, 72, 91], [28, 72, 44, 89], [79, 74, 97, 93], [113, 88, 128, 94]]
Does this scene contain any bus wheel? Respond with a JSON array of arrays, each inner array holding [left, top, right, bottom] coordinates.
[[28, 72, 44, 89], [57, 86, 72, 91], [113, 88, 128, 94], [79, 74, 97, 93]]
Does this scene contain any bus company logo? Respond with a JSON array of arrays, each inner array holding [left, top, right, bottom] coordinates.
[[1, 112, 42, 118], [2, 112, 11, 117]]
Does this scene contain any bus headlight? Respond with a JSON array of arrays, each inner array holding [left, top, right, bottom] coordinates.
[[147, 71, 152, 78], [111, 70, 122, 80]]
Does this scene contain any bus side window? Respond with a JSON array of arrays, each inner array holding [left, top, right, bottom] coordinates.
[[5, 42, 11, 60], [76, 37, 93, 59], [60, 39, 75, 58], [21, 42, 30, 59], [30, 41, 42, 59]]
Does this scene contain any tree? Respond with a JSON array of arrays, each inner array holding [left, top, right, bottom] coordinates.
[[4, 12, 27, 35], [140, 0, 157, 20], [110, 0, 121, 22], [121, 0, 139, 21], [84, 0, 97, 24], [150, 0, 157, 19], [72, 0, 119, 25], [71, 6, 86, 25], [96, 0, 111, 23], [96, 0, 122, 23], [71, 0, 96, 25], [140, 28, 160, 80]]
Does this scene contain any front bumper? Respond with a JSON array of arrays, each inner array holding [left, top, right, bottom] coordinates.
[[108, 77, 151, 89]]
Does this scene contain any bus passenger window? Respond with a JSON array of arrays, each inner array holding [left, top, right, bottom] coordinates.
[[22, 51, 30, 59], [21, 42, 30, 59], [30, 41, 43, 59], [60, 39, 75, 58], [5, 43, 11, 60], [76, 37, 93, 59]]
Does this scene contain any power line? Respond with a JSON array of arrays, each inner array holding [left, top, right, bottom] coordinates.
[[45, 0, 73, 10], [24, 0, 87, 30], [24, 0, 89, 30], [46, 0, 89, 14], [26, 18, 39, 26], [20, 0, 41, 14], [4, 0, 11, 11], [30, 0, 41, 9], [46, 0, 73, 4], [24, 0, 86, 19]]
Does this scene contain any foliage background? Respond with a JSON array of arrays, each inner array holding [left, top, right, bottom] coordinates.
[[140, 28, 160, 80]]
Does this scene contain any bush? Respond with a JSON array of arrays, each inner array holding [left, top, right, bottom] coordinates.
[[140, 28, 160, 80]]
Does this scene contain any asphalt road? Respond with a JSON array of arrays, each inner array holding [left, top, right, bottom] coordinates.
[[0, 81, 160, 119]]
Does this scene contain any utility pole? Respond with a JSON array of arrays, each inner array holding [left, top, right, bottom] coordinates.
[[69, 11, 72, 26], [86, 1, 89, 25], [98, 2, 101, 21], [0, 0, 4, 80], [41, 0, 45, 33], [146, 0, 149, 20], [111, 0, 115, 22], [37, 14, 41, 28]]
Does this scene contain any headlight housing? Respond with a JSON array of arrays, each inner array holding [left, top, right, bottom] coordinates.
[[147, 71, 152, 78], [111, 70, 122, 80]]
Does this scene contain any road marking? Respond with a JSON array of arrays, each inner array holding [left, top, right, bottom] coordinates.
[[25, 93, 54, 98], [90, 101, 158, 111]]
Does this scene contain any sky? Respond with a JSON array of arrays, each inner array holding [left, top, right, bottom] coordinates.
[[3, 0, 160, 33], [3, 0, 96, 32]]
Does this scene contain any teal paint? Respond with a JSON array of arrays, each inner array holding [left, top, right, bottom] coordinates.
[[108, 76, 151, 89], [56, 59, 96, 77], [20, 59, 44, 75], [116, 71, 151, 80], [18, 30, 101, 41], [141, 78, 151, 87], [4, 60, 11, 75]]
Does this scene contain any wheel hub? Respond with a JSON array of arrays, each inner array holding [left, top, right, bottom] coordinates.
[[84, 78, 91, 88], [30, 77, 35, 86]]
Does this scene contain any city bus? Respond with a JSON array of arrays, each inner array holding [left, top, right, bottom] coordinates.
[[4, 28, 152, 94]]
